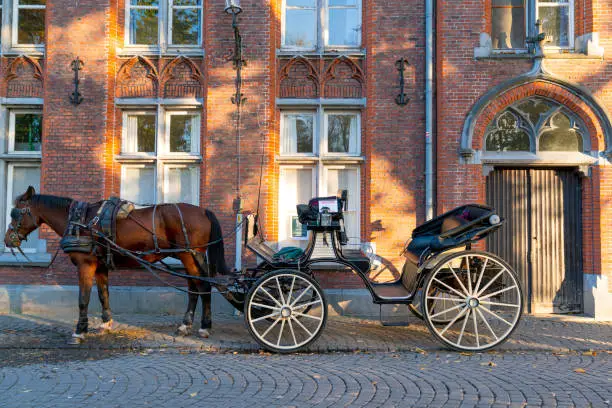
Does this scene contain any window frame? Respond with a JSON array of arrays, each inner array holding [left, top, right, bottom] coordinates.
[[280, 108, 361, 158], [280, 110, 318, 157], [490, 0, 575, 52], [163, 110, 201, 156], [12, 0, 45, 48], [0, 0, 46, 54], [0, 102, 46, 260], [121, 110, 158, 157], [278, 106, 363, 248], [7, 108, 42, 155], [118, 105, 202, 206], [535, 0, 574, 49], [281, 0, 362, 52], [124, 0, 204, 53], [323, 0, 362, 49], [5, 161, 41, 253], [322, 110, 361, 156], [278, 164, 317, 242]]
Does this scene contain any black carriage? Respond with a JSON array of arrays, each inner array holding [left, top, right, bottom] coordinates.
[[227, 192, 524, 353]]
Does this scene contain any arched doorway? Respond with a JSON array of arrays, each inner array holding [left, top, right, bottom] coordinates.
[[482, 97, 593, 314]]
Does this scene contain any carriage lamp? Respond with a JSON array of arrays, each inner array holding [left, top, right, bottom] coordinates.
[[489, 214, 501, 225], [224, 0, 242, 15]]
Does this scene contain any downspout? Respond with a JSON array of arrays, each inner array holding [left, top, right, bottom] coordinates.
[[425, 0, 434, 220]]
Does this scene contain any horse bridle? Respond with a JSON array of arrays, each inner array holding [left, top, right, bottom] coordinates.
[[7, 205, 40, 246]]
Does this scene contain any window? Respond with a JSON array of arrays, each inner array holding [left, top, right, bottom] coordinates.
[[1, 108, 43, 254], [279, 109, 361, 248], [120, 109, 200, 205], [14, 0, 45, 46], [485, 97, 586, 153], [126, 0, 203, 48], [537, 0, 572, 48], [282, 0, 362, 50], [491, 0, 525, 49], [491, 0, 573, 50]]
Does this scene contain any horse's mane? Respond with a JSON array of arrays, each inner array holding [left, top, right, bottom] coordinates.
[[30, 194, 74, 210]]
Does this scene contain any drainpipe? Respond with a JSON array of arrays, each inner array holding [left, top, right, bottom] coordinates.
[[425, 0, 434, 220]]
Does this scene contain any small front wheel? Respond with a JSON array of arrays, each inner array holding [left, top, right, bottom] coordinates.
[[422, 251, 523, 352], [245, 270, 327, 353]]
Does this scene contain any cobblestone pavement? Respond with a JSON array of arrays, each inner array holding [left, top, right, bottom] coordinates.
[[0, 349, 610, 408], [0, 312, 611, 353]]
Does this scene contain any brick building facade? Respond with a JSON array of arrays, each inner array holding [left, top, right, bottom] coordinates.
[[0, 0, 609, 317]]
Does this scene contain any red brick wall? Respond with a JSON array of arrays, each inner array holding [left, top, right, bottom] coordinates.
[[437, 0, 612, 292], [1, 0, 611, 297]]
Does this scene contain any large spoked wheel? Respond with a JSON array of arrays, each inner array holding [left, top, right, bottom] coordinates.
[[422, 251, 523, 352], [245, 270, 327, 353], [409, 286, 458, 324]]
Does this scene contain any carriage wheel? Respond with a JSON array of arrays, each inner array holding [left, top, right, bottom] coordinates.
[[409, 287, 457, 324], [245, 270, 327, 353], [422, 251, 523, 352]]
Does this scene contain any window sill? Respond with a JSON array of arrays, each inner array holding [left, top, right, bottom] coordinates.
[[277, 156, 365, 164], [114, 154, 202, 164], [2, 47, 45, 57], [117, 46, 204, 58], [475, 50, 603, 61], [0, 251, 51, 267], [277, 48, 365, 58], [0, 153, 41, 160]]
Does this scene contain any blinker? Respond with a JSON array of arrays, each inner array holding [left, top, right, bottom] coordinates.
[[10, 208, 21, 220]]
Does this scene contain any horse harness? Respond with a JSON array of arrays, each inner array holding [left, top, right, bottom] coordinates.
[[7, 206, 40, 246], [59, 198, 194, 269]]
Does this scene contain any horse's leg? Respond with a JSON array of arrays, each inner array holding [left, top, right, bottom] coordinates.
[[95, 266, 113, 331], [179, 253, 211, 338], [69, 259, 97, 344], [177, 278, 198, 336], [199, 281, 212, 338]]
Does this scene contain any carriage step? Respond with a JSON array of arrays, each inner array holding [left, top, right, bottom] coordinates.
[[378, 304, 410, 327]]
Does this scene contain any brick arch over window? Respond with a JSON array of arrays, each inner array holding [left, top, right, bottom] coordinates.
[[160, 56, 204, 98], [116, 56, 159, 98], [461, 78, 612, 158], [279, 56, 319, 98], [322, 56, 364, 98], [5, 55, 43, 98]]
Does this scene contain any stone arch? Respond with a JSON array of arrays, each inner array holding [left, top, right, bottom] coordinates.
[[279, 57, 319, 98], [462, 76, 612, 159], [322, 56, 364, 98], [5, 56, 43, 98], [116, 56, 159, 98], [160, 56, 204, 98]]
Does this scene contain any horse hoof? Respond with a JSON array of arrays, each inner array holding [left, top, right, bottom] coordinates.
[[198, 329, 210, 338], [67, 333, 85, 345], [177, 324, 191, 336], [100, 319, 114, 331]]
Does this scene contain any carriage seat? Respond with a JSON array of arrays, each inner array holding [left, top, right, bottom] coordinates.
[[404, 215, 469, 265]]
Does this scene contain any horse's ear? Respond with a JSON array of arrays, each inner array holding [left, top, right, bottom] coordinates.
[[23, 186, 36, 200]]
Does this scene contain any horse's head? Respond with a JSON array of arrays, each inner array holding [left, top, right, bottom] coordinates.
[[4, 186, 40, 248]]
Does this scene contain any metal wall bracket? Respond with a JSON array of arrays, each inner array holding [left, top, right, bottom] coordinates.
[[70, 57, 84, 105], [395, 57, 410, 106]]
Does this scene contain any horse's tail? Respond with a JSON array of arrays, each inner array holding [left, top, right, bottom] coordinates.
[[205, 209, 229, 276]]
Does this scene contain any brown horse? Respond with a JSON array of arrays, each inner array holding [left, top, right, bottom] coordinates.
[[4, 186, 230, 344]]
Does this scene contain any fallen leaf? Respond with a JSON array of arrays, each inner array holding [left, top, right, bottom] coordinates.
[[574, 368, 586, 374], [460, 352, 473, 356], [190, 392, 198, 398], [582, 351, 597, 357]]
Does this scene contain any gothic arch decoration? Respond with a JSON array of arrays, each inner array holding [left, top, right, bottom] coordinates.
[[5, 56, 43, 98], [160, 56, 204, 98], [461, 76, 612, 160], [484, 97, 589, 153], [279, 57, 319, 98], [116, 56, 159, 98], [323, 56, 364, 98]]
